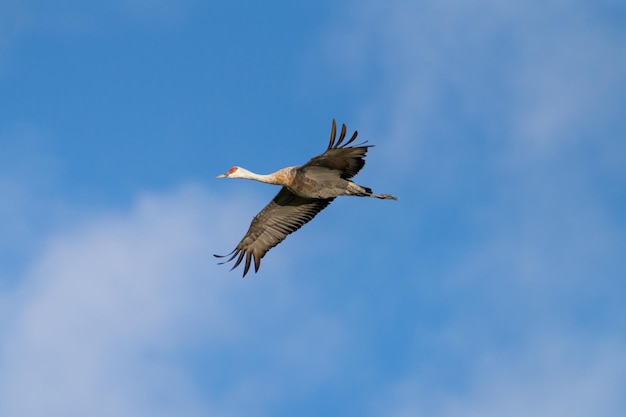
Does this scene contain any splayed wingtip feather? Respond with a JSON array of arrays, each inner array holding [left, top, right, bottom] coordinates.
[[336, 123, 347, 147], [329, 119, 337, 149]]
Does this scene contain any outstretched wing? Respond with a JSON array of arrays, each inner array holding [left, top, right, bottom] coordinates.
[[302, 119, 373, 180], [215, 187, 334, 277]]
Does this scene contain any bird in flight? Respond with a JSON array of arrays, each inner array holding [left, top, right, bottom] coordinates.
[[215, 119, 397, 276]]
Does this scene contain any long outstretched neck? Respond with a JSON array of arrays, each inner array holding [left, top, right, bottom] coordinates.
[[244, 171, 280, 184], [238, 167, 294, 186]]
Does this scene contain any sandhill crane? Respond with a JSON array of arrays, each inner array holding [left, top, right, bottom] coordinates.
[[215, 120, 397, 276]]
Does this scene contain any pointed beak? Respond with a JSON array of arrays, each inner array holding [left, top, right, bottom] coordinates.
[[216, 173, 227, 179]]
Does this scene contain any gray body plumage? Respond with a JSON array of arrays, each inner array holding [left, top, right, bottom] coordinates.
[[215, 120, 397, 276]]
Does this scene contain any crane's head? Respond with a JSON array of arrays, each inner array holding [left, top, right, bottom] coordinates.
[[217, 166, 246, 179]]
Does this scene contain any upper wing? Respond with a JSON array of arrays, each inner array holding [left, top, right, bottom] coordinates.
[[302, 119, 373, 180], [215, 187, 334, 277]]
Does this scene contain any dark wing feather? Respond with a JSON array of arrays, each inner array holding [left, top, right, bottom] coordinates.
[[302, 119, 373, 180], [215, 187, 334, 277]]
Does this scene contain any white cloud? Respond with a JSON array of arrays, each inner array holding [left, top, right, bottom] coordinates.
[[2, 1, 624, 415], [322, 0, 626, 172], [373, 335, 626, 417], [321, 0, 626, 296], [0, 184, 351, 417], [321, 2, 626, 416], [0, 124, 68, 283]]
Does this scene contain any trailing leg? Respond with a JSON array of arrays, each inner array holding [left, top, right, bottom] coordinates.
[[347, 182, 398, 200]]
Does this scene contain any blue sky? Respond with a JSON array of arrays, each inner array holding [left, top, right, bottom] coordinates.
[[1, 0, 625, 416]]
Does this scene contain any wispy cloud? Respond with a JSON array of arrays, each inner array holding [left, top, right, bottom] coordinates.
[[322, 0, 626, 173], [2, 1, 624, 415], [319, 0, 626, 415], [0, 184, 351, 417], [373, 335, 626, 417]]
